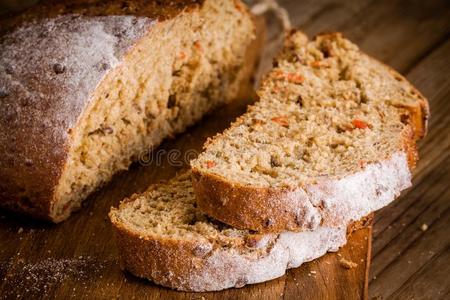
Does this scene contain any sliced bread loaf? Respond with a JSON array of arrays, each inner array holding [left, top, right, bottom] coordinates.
[[109, 172, 350, 292], [191, 31, 429, 233], [0, 0, 255, 222]]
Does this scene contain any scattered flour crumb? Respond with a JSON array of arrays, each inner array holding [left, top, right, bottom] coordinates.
[[420, 223, 428, 231], [339, 257, 358, 269], [2, 257, 107, 298]]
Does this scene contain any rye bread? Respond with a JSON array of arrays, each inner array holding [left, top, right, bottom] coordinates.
[[109, 172, 370, 292], [190, 31, 429, 233], [0, 0, 255, 222]]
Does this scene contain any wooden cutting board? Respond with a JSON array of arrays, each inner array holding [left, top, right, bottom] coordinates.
[[0, 13, 372, 300], [0, 203, 371, 300]]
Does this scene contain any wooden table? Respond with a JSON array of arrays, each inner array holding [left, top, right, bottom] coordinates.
[[1, 0, 450, 299], [278, 0, 450, 298]]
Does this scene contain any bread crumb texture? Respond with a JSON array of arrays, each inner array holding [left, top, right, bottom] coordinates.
[[193, 32, 422, 187], [54, 0, 254, 221], [0, 0, 255, 221], [190, 31, 426, 232]]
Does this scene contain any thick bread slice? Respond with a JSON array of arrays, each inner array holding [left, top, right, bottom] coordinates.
[[191, 31, 429, 233], [110, 172, 350, 292], [0, 0, 255, 222]]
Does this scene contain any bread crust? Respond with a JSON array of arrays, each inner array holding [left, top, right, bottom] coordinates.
[[0, 0, 204, 33], [192, 148, 412, 233], [111, 211, 372, 292]]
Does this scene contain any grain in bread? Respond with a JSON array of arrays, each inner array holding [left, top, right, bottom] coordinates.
[[109, 172, 348, 292], [191, 31, 429, 233], [0, 0, 255, 222]]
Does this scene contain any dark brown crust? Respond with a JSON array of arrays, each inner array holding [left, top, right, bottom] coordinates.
[[191, 170, 313, 233], [112, 220, 208, 292], [0, 0, 206, 221], [191, 32, 427, 233], [0, 0, 204, 34]]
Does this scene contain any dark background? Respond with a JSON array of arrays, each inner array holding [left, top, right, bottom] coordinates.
[[1, 1, 449, 299]]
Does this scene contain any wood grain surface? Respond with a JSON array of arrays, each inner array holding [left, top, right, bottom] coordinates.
[[0, 210, 372, 300], [275, 0, 450, 299], [1, 0, 450, 299]]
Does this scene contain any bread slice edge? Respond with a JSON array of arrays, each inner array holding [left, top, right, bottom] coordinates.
[[110, 208, 358, 292], [192, 134, 414, 233]]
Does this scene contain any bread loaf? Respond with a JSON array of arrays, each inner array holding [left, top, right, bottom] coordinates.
[[0, 0, 255, 222], [109, 172, 350, 292], [191, 31, 429, 233]]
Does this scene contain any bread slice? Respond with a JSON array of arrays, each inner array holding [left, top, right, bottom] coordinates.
[[191, 31, 429, 233], [0, 0, 255, 222], [110, 172, 350, 292]]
